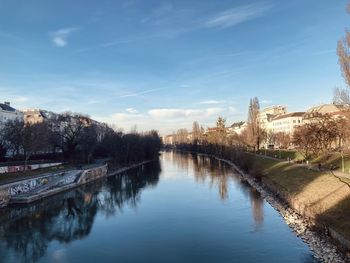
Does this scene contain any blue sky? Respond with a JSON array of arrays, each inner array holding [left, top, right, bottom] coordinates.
[[0, 0, 348, 134]]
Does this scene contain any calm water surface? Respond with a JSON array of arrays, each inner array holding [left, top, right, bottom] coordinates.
[[0, 151, 318, 263]]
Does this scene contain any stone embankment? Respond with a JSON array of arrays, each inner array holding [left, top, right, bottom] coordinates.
[[0, 160, 153, 208], [208, 154, 349, 263]]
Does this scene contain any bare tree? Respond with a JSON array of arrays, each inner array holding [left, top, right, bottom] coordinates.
[[0, 126, 8, 161], [2, 119, 24, 157], [274, 132, 291, 149], [335, 3, 350, 106], [22, 123, 49, 170], [337, 27, 350, 88], [247, 97, 264, 150], [51, 113, 90, 160], [174, 129, 189, 144], [293, 114, 341, 158], [79, 124, 98, 164], [192, 121, 202, 144], [333, 86, 350, 106]]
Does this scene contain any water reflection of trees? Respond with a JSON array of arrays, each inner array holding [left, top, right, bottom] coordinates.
[[0, 160, 161, 263], [169, 152, 264, 227], [170, 152, 232, 200]]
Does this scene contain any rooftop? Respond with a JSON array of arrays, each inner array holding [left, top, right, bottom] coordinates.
[[0, 103, 16, 112], [272, 112, 305, 121]]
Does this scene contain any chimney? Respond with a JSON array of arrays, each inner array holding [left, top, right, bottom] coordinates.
[[4, 102, 10, 106]]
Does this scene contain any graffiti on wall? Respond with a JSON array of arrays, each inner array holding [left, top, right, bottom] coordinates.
[[8, 178, 45, 196], [78, 165, 108, 184]]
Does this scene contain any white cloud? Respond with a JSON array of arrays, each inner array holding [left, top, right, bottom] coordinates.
[[204, 3, 272, 29], [93, 105, 246, 135], [198, 100, 225, 104], [12, 96, 29, 104], [50, 27, 80, 47], [206, 107, 224, 116], [111, 112, 144, 122], [228, 106, 236, 113], [126, 108, 138, 113], [148, 107, 224, 119], [260, 99, 272, 104]]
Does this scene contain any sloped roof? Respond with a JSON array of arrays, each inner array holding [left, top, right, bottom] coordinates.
[[0, 103, 16, 112], [306, 103, 344, 114], [272, 112, 305, 121]]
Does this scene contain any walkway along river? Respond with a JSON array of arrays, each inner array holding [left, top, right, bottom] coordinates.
[[0, 152, 325, 262]]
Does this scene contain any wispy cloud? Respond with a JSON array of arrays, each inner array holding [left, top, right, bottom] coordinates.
[[111, 112, 144, 122], [73, 37, 146, 54], [198, 100, 225, 105], [148, 107, 224, 119], [50, 27, 80, 47], [141, 2, 174, 24], [126, 108, 138, 113], [119, 87, 167, 98], [204, 3, 272, 29]]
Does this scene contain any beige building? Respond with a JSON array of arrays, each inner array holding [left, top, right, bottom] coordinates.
[[23, 109, 59, 124], [0, 102, 24, 126], [271, 112, 305, 135], [162, 135, 174, 145], [303, 103, 345, 123], [259, 105, 287, 132]]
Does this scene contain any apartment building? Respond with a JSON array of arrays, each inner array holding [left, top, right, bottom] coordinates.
[[271, 112, 305, 134], [0, 102, 24, 126]]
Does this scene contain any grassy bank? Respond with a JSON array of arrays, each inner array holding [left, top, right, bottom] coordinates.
[[256, 149, 350, 173], [240, 152, 350, 242], [256, 149, 304, 161]]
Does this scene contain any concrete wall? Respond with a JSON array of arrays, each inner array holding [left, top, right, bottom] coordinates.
[[0, 162, 62, 174]]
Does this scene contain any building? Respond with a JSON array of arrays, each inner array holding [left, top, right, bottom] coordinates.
[[162, 135, 174, 145], [271, 112, 305, 135], [229, 121, 248, 135], [303, 103, 346, 123], [0, 102, 24, 126], [259, 105, 287, 131], [23, 109, 59, 124]]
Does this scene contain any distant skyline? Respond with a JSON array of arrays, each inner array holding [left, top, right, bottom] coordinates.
[[0, 0, 349, 134]]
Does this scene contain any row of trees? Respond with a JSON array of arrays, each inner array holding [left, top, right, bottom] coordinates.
[[170, 96, 350, 160], [0, 112, 162, 167]]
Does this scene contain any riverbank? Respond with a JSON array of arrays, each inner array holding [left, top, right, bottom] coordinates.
[[0, 160, 155, 207], [186, 151, 349, 262]]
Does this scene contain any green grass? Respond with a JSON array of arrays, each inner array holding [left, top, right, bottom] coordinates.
[[310, 153, 350, 173], [247, 152, 350, 241], [256, 149, 304, 161], [248, 153, 320, 193], [256, 150, 350, 173]]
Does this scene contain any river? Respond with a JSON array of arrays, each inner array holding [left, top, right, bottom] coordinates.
[[0, 151, 318, 263]]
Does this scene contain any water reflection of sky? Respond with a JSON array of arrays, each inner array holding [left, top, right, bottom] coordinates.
[[0, 152, 318, 263]]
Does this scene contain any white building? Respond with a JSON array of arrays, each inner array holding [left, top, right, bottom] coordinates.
[[271, 112, 305, 135], [229, 121, 248, 135], [0, 102, 24, 126], [259, 105, 287, 132]]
